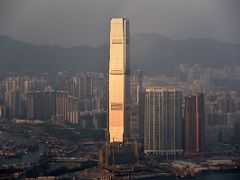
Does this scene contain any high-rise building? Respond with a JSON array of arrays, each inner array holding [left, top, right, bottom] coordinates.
[[108, 18, 130, 142], [144, 88, 183, 159], [26, 90, 79, 124], [184, 93, 205, 154], [26, 91, 35, 120], [4, 77, 23, 118], [67, 95, 79, 124], [219, 94, 235, 113], [130, 70, 144, 143], [71, 73, 93, 100], [56, 91, 68, 122], [26, 90, 56, 120], [41, 91, 56, 120], [4, 90, 21, 118]]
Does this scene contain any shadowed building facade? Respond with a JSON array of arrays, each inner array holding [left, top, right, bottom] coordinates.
[[130, 70, 144, 144], [108, 18, 130, 142], [184, 93, 205, 155], [144, 88, 183, 159]]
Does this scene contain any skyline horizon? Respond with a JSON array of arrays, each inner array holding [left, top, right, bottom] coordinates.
[[1, 32, 240, 48]]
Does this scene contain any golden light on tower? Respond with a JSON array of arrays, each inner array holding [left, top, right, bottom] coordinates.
[[108, 18, 130, 142]]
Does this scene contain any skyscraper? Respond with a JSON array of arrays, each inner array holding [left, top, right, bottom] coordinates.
[[144, 88, 183, 159], [108, 18, 130, 142], [184, 93, 205, 154]]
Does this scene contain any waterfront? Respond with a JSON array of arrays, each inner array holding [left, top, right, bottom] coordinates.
[[0, 131, 45, 165], [149, 172, 240, 180], [1, 122, 240, 179]]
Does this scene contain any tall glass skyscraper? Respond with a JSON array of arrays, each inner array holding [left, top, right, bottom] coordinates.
[[108, 18, 130, 142]]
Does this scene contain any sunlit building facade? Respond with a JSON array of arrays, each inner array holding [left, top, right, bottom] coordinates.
[[108, 18, 130, 142]]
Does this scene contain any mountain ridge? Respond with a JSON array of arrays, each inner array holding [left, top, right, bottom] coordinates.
[[0, 33, 239, 75]]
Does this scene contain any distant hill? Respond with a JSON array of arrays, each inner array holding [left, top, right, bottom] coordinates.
[[0, 33, 239, 75]]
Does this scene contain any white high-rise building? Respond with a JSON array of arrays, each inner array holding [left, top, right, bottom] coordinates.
[[108, 18, 130, 142], [144, 88, 183, 159]]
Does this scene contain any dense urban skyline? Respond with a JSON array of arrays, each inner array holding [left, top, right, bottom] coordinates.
[[1, 1, 240, 179]]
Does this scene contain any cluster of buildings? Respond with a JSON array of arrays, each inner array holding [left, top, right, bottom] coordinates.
[[0, 18, 240, 166], [205, 91, 240, 145], [175, 64, 240, 82], [0, 73, 107, 129], [100, 18, 216, 165], [101, 18, 240, 166]]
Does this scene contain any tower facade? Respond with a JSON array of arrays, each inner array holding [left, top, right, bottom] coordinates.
[[184, 93, 205, 154], [144, 88, 183, 159], [108, 18, 130, 142]]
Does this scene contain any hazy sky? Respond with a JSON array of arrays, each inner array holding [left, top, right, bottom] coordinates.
[[0, 0, 239, 47]]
